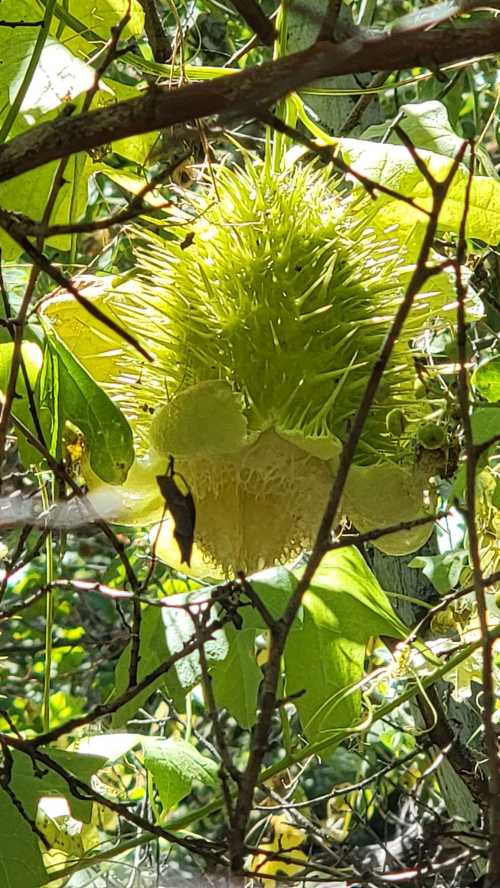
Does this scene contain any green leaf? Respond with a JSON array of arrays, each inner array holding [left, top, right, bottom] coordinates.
[[60, 0, 144, 41], [409, 551, 468, 596], [211, 626, 261, 728], [99, 78, 159, 165], [363, 101, 465, 160], [285, 548, 406, 743], [0, 19, 96, 263], [408, 554, 453, 595], [493, 479, 500, 510], [159, 567, 299, 715], [341, 138, 500, 245], [0, 796, 47, 888], [0, 137, 95, 260], [303, 548, 408, 641], [285, 611, 365, 746], [0, 747, 106, 888], [0, 1, 94, 136], [36, 335, 60, 459], [42, 335, 134, 484], [161, 591, 229, 690], [41, 280, 138, 386], [111, 604, 186, 728], [142, 737, 218, 812], [472, 356, 500, 403], [249, 567, 301, 627], [471, 406, 500, 448], [10, 36, 95, 116]]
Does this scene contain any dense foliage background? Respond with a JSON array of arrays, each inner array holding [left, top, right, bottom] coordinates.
[[0, 2, 499, 887]]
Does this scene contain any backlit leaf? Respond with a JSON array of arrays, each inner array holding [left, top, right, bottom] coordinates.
[[142, 737, 218, 812]]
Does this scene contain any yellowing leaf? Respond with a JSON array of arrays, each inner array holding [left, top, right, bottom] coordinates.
[[249, 817, 307, 887], [341, 138, 500, 245]]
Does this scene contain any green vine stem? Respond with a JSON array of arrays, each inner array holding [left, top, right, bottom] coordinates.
[[40, 472, 55, 732], [265, 0, 297, 176]]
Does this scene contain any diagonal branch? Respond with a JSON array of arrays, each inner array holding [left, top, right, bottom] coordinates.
[[227, 137, 470, 872], [0, 22, 498, 182]]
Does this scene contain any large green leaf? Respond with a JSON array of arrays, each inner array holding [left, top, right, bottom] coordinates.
[[302, 548, 408, 640], [285, 618, 365, 745], [8, 35, 95, 117], [111, 604, 186, 728], [471, 406, 500, 448], [41, 279, 142, 387], [285, 548, 406, 743], [341, 138, 500, 245], [363, 101, 496, 177], [472, 356, 500, 403], [161, 568, 300, 701], [211, 626, 261, 728], [0, 747, 106, 888], [142, 737, 218, 812], [0, 798, 47, 888], [38, 335, 134, 484], [0, 1, 91, 123]]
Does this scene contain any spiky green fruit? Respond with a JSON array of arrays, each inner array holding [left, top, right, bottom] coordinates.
[[43, 160, 454, 573], [118, 162, 444, 462]]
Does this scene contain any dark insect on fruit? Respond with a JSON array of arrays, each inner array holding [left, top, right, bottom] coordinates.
[[156, 456, 196, 566]]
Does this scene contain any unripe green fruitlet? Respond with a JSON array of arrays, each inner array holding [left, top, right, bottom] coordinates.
[[417, 421, 446, 450], [43, 160, 455, 573]]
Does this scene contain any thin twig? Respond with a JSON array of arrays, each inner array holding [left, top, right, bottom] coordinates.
[[317, 0, 343, 41], [138, 0, 172, 62], [0, 735, 224, 862], [229, 0, 275, 45], [28, 611, 230, 748], [194, 610, 238, 821]]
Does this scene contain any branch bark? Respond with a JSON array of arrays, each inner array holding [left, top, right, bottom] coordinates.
[[0, 22, 498, 182], [137, 0, 171, 62]]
